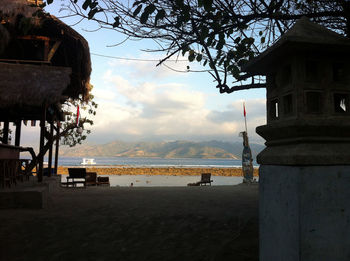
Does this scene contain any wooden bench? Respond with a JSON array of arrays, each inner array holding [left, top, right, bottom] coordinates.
[[65, 168, 86, 187], [86, 172, 97, 186], [199, 173, 213, 186], [97, 176, 110, 186], [187, 173, 213, 186]]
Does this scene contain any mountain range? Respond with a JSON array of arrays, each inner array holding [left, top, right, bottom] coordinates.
[[59, 140, 265, 159]]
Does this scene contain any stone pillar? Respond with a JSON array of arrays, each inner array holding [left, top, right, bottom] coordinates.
[[256, 95, 350, 261], [240, 17, 350, 260]]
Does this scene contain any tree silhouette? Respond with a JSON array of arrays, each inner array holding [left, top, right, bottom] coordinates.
[[46, 0, 350, 93]]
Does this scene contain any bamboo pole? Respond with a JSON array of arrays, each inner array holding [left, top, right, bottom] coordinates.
[[47, 122, 53, 177], [3, 121, 9, 144], [54, 121, 60, 175], [15, 120, 21, 146], [38, 105, 46, 182]]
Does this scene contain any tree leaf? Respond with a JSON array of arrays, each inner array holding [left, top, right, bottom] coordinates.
[[88, 8, 98, 19], [155, 9, 166, 25], [188, 50, 195, 62], [133, 5, 142, 17], [203, 0, 213, 12], [196, 53, 202, 62], [145, 4, 156, 14], [200, 27, 209, 42], [182, 45, 190, 56], [82, 0, 91, 10], [90, 1, 98, 9], [140, 10, 150, 24], [112, 16, 120, 28]]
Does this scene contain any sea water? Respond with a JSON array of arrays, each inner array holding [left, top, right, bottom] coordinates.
[[53, 156, 258, 167]]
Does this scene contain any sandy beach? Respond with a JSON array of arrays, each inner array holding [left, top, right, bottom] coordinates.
[[0, 182, 259, 261], [57, 166, 259, 177]]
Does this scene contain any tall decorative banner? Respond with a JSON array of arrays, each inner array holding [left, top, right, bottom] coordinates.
[[76, 105, 80, 126]]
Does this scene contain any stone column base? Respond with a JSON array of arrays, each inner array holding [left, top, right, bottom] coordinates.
[[260, 165, 350, 261]]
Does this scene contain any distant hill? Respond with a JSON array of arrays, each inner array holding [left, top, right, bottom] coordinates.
[[59, 140, 265, 160]]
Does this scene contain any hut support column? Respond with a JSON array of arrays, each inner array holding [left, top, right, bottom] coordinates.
[[38, 106, 46, 182], [47, 122, 53, 177], [15, 120, 21, 147], [54, 121, 60, 175], [2, 121, 9, 144]]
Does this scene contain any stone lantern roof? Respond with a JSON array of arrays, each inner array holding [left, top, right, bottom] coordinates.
[[244, 17, 350, 165], [244, 17, 350, 75]]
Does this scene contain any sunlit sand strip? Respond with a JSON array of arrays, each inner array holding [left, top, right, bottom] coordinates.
[[57, 166, 259, 177]]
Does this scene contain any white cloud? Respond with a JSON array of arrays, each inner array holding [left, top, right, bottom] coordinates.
[[91, 88, 116, 101], [86, 71, 266, 144]]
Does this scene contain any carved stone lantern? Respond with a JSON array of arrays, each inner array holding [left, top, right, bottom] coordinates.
[[244, 17, 350, 261]]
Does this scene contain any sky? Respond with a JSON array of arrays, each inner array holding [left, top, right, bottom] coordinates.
[[19, 1, 267, 146]]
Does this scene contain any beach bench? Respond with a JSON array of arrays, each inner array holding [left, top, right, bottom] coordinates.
[[187, 173, 213, 186], [199, 173, 213, 186], [86, 172, 97, 186], [65, 168, 87, 187], [97, 176, 110, 186]]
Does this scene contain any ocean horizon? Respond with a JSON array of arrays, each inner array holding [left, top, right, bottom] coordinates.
[[48, 156, 258, 168]]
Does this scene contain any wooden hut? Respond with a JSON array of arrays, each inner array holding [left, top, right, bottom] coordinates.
[[0, 0, 91, 185]]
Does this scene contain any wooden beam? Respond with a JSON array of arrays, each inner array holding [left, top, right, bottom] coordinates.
[[15, 120, 21, 146], [48, 41, 62, 62], [0, 59, 50, 64], [17, 35, 51, 41], [44, 39, 49, 61], [47, 122, 54, 177], [54, 121, 60, 175], [2, 121, 9, 144]]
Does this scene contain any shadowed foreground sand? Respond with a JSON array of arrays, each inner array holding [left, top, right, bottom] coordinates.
[[0, 184, 258, 261]]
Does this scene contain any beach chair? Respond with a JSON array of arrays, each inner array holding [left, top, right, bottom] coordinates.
[[199, 173, 213, 186], [66, 168, 87, 187], [97, 176, 110, 186], [86, 172, 97, 186]]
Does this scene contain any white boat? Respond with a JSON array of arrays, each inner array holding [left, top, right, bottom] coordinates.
[[81, 158, 96, 165]]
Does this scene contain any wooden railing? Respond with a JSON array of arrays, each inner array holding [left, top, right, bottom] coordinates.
[[0, 159, 31, 188]]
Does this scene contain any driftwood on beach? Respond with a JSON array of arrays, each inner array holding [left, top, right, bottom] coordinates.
[[57, 166, 259, 177]]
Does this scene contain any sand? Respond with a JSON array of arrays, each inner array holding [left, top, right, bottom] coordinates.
[[0, 183, 259, 261], [57, 166, 259, 177]]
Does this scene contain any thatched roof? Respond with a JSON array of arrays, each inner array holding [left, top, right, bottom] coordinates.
[[0, 0, 39, 20], [0, 63, 71, 108], [37, 15, 92, 99], [0, 0, 91, 100]]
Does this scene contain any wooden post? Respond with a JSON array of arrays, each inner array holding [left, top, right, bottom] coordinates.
[[3, 121, 9, 144], [44, 39, 49, 61], [15, 120, 21, 147], [54, 121, 60, 175], [47, 122, 53, 177], [38, 107, 46, 182]]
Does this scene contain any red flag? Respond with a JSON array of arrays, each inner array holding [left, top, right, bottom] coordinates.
[[76, 105, 80, 126], [243, 102, 246, 117]]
